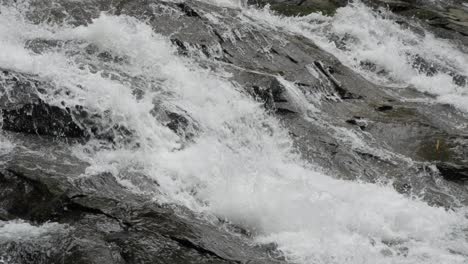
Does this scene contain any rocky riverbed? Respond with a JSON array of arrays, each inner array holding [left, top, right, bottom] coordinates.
[[0, 0, 467, 263]]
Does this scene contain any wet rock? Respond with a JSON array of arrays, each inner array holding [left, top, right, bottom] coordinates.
[[171, 38, 189, 55], [0, 170, 63, 222], [376, 105, 394, 112], [166, 112, 192, 135], [436, 163, 468, 182], [314, 60, 363, 99], [393, 181, 412, 195], [0, 69, 137, 143], [346, 117, 368, 130], [362, 0, 413, 12], [22, 0, 118, 26], [0, 69, 42, 109], [61, 238, 126, 264], [0, 69, 85, 138], [251, 85, 276, 110], [2, 101, 86, 138], [25, 39, 65, 54], [177, 3, 201, 18], [151, 104, 199, 141], [0, 134, 285, 264], [1, 0, 468, 262], [249, 77, 297, 113], [248, 0, 347, 16], [365, 0, 468, 44]]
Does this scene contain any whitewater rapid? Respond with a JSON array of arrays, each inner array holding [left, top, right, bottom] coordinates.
[[240, 1, 468, 113], [0, 0, 467, 263]]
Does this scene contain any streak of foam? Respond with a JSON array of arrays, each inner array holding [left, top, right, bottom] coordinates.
[[0, 220, 67, 242], [240, 1, 468, 112]]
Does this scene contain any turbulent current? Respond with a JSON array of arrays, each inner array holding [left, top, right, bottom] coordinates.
[[0, 0, 467, 263], [244, 2, 468, 112]]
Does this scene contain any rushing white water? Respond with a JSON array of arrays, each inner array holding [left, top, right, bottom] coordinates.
[[0, 220, 65, 242], [241, 1, 468, 113], [199, 0, 245, 8], [0, 1, 467, 264], [0, 135, 14, 156]]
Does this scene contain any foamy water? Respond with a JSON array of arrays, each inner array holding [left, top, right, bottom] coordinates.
[[0, 1, 467, 263], [0, 135, 14, 156], [241, 1, 468, 112], [0, 220, 65, 242]]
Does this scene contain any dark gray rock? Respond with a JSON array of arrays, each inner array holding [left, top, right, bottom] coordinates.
[[2, 101, 86, 138], [0, 70, 86, 138], [436, 163, 468, 182]]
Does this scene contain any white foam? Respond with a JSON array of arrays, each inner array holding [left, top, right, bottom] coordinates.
[[240, 2, 468, 112], [276, 77, 319, 114], [197, 0, 246, 8], [0, 2, 467, 264], [0, 220, 65, 241], [0, 136, 15, 155]]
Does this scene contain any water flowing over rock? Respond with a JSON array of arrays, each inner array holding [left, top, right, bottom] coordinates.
[[0, 0, 468, 263]]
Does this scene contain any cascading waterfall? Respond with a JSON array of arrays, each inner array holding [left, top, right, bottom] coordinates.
[[0, 0, 467, 263]]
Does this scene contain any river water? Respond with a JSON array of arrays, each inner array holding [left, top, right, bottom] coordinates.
[[0, 0, 467, 263]]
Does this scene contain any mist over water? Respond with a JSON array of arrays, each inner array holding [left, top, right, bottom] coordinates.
[[0, 0, 467, 263]]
